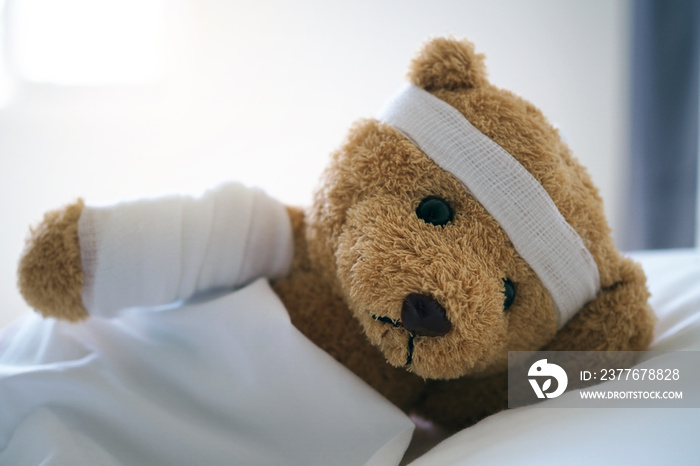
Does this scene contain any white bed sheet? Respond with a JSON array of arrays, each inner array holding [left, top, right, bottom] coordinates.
[[0, 279, 413, 466]]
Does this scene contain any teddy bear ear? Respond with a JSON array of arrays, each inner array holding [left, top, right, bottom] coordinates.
[[407, 37, 489, 91]]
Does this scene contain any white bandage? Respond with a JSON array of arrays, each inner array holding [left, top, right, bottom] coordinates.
[[78, 183, 293, 317], [379, 84, 600, 327]]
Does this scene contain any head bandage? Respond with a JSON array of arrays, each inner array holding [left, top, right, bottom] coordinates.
[[378, 84, 600, 328]]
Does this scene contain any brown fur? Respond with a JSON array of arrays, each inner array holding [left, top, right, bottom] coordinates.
[[17, 37, 655, 430], [18, 199, 88, 322], [272, 207, 425, 410]]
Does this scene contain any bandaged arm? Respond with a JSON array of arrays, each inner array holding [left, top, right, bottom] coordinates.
[[77, 183, 293, 318]]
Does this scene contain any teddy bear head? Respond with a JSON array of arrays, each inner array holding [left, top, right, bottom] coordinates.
[[305, 37, 629, 380]]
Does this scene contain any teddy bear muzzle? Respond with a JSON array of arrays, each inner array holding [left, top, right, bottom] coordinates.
[[401, 293, 451, 337]]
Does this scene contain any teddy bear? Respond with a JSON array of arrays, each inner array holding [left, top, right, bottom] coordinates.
[[16, 37, 656, 430]]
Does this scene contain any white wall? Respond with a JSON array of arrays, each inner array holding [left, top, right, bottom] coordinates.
[[0, 0, 631, 327]]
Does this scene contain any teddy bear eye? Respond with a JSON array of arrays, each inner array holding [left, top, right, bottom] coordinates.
[[503, 278, 516, 311], [416, 196, 453, 226]]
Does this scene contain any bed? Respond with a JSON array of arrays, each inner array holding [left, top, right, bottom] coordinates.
[[1, 248, 699, 465]]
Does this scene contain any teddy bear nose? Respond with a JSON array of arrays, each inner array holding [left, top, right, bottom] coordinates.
[[401, 293, 451, 337]]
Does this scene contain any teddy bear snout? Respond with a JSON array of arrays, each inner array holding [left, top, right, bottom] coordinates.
[[401, 293, 451, 337]]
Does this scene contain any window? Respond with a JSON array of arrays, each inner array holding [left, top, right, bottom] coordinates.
[[5, 0, 166, 85]]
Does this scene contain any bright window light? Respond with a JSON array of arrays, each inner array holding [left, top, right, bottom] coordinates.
[[8, 0, 166, 85], [0, 2, 11, 105]]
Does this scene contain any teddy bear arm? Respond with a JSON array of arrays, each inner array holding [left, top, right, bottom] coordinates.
[[544, 257, 656, 352], [17, 200, 88, 321], [18, 183, 293, 321]]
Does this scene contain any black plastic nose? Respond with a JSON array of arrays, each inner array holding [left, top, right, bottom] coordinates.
[[401, 293, 451, 337]]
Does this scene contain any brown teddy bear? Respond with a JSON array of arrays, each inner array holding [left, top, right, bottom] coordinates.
[[17, 37, 655, 430]]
